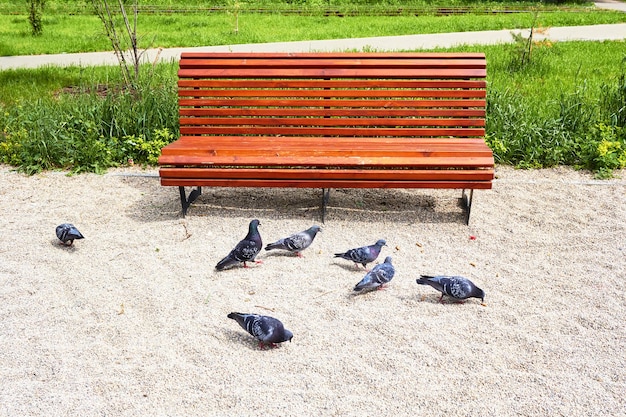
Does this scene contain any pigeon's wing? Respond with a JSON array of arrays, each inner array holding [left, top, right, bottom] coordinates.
[[233, 238, 261, 262], [283, 232, 312, 252], [373, 262, 395, 285], [249, 315, 281, 343], [56, 223, 84, 243], [445, 276, 472, 299], [266, 232, 309, 253], [56, 224, 69, 241]]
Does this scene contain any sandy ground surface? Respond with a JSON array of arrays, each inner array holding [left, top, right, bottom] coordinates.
[[0, 164, 624, 416]]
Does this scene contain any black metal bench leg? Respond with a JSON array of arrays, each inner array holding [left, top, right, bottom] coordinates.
[[179, 186, 202, 217], [321, 188, 331, 223], [461, 189, 474, 225]]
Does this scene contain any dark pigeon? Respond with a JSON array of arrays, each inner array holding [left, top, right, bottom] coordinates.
[[334, 239, 387, 269], [353, 256, 395, 292], [216, 219, 263, 271], [265, 225, 321, 257], [416, 275, 485, 303], [56, 223, 84, 246], [227, 312, 293, 349]]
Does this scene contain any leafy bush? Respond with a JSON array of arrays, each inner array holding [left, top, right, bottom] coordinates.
[[0, 68, 177, 174]]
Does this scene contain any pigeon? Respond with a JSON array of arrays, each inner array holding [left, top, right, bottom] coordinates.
[[264, 225, 321, 257], [227, 312, 293, 349], [353, 256, 395, 292], [334, 239, 387, 269], [215, 219, 263, 271], [56, 223, 84, 246], [416, 275, 485, 303]]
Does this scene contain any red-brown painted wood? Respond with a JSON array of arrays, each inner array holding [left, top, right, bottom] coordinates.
[[158, 52, 494, 196]]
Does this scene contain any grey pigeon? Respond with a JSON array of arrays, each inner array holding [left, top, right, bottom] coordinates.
[[265, 225, 321, 257], [216, 219, 262, 271], [353, 256, 395, 292], [227, 312, 293, 349], [416, 275, 485, 303], [56, 223, 84, 246], [334, 239, 387, 269]]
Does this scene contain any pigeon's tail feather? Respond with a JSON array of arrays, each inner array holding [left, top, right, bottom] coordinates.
[[416, 275, 434, 285], [333, 252, 345, 258], [265, 242, 285, 252], [216, 255, 237, 271]]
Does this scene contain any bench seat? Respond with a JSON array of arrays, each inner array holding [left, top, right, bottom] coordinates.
[[158, 52, 494, 223]]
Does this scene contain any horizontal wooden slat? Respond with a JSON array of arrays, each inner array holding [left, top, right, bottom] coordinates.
[[178, 68, 487, 79], [178, 126, 485, 137], [179, 57, 486, 68], [179, 117, 485, 128], [158, 154, 494, 168], [178, 79, 487, 89], [179, 108, 486, 118], [178, 98, 486, 108], [161, 178, 493, 190], [161, 137, 492, 155], [159, 167, 494, 181], [180, 52, 487, 59], [178, 89, 486, 99], [161, 136, 490, 149]]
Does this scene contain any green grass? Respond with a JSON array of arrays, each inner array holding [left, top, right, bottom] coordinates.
[[1, 41, 625, 176], [1, 0, 625, 176], [1, 5, 624, 55]]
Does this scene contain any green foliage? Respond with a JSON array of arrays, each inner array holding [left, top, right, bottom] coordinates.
[[27, 0, 47, 36], [0, 64, 178, 174], [578, 124, 626, 178]]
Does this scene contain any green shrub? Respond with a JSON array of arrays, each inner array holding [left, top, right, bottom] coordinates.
[[0, 68, 178, 174]]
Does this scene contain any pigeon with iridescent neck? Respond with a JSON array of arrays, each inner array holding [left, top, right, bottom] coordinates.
[[334, 239, 386, 269], [216, 219, 262, 271]]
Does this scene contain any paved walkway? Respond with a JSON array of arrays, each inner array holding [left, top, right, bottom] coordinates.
[[0, 2, 624, 70]]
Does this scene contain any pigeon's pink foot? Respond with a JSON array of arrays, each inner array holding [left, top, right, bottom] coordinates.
[[296, 252, 303, 258]]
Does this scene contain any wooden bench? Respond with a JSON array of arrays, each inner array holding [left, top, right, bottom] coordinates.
[[158, 52, 494, 224]]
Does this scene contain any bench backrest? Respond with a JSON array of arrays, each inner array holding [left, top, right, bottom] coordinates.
[[178, 52, 486, 139]]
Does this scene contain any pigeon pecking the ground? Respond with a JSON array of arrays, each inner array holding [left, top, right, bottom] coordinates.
[[264, 225, 321, 257], [353, 256, 395, 292], [227, 312, 293, 349], [416, 275, 485, 304], [215, 219, 263, 271], [334, 239, 387, 269], [55, 223, 84, 246]]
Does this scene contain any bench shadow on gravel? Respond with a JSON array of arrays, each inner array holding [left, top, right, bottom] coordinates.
[[122, 175, 468, 224]]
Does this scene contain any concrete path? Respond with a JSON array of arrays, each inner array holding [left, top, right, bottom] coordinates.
[[0, 3, 624, 70]]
